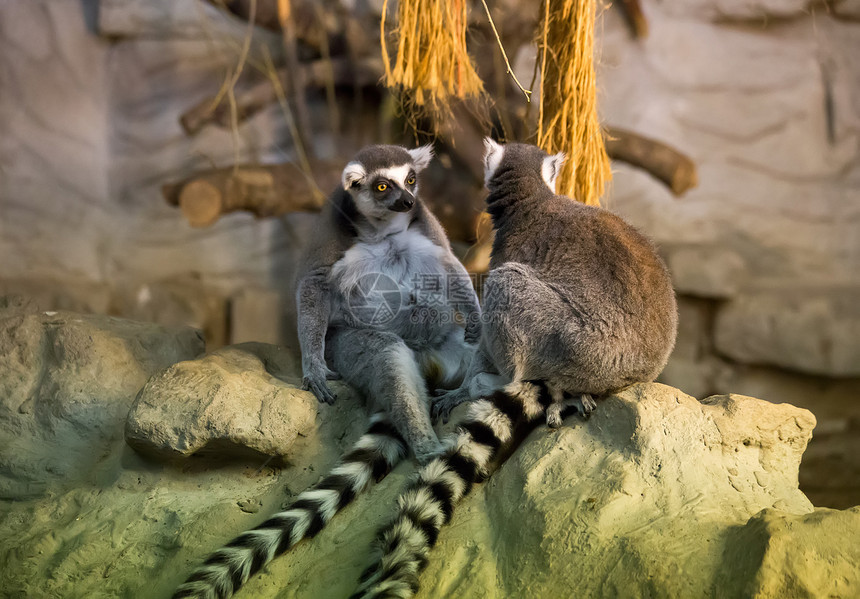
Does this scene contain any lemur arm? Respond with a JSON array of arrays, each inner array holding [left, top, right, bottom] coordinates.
[[296, 267, 340, 404], [431, 344, 505, 423], [443, 255, 482, 344]]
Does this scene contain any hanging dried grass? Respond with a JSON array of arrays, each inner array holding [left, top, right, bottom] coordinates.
[[536, 0, 611, 206], [380, 0, 484, 120]]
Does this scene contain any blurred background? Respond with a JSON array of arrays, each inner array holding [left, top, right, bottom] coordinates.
[[0, 0, 857, 507]]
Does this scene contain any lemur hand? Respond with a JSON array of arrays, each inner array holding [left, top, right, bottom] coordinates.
[[302, 362, 341, 405]]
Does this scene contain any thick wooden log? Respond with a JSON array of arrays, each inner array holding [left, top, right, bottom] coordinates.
[[164, 126, 696, 231], [604, 127, 698, 196], [162, 161, 343, 227], [207, 0, 305, 33]]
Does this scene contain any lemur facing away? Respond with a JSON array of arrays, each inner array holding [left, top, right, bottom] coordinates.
[[352, 140, 678, 599], [173, 145, 481, 599]]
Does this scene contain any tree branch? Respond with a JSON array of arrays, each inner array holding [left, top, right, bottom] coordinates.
[[179, 57, 384, 135], [604, 127, 698, 196]]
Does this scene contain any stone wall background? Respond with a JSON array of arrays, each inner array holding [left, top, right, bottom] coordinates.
[[595, 1, 860, 508], [0, 0, 857, 506]]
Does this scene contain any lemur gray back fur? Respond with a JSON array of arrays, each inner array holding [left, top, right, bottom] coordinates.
[[481, 140, 678, 392], [352, 141, 678, 599]]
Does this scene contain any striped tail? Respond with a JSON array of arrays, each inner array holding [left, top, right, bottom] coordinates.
[[173, 413, 408, 599], [351, 381, 549, 599]]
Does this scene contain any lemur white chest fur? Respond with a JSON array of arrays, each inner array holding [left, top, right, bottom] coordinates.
[[331, 232, 445, 292], [329, 218, 448, 313]]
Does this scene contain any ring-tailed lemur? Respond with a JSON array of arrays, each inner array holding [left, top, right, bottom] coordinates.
[[352, 140, 678, 598], [173, 145, 482, 599]]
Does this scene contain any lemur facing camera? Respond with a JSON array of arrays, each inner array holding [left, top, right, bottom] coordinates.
[[352, 140, 678, 598], [173, 145, 481, 599]]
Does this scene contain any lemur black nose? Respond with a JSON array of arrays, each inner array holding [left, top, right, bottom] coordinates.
[[391, 190, 415, 212]]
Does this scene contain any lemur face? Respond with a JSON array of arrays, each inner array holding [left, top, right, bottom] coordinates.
[[341, 145, 434, 220], [483, 138, 566, 194]]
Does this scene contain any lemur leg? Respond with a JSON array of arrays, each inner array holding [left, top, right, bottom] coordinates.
[[482, 263, 601, 394], [431, 344, 505, 423], [416, 328, 474, 392], [467, 346, 508, 399], [326, 327, 441, 464], [545, 384, 567, 429]]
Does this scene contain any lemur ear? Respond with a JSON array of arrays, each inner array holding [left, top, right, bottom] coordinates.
[[342, 161, 366, 190], [483, 137, 505, 187], [407, 145, 434, 172], [541, 152, 566, 193]]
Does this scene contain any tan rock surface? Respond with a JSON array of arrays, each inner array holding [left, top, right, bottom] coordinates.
[[664, 245, 748, 299], [232, 384, 859, 599], [126, 343, 322, 460], [1, 308, 857, 599], [718, 506, 860, 597]]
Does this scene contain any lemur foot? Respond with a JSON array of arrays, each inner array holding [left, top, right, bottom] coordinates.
[[546, 403, 564, 429], [545, 393, 597, 428], [431, 387, 470, 424], [577, 393, 597, 418]]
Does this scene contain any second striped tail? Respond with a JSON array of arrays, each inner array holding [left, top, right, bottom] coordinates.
[[352, 381, 549, 599]]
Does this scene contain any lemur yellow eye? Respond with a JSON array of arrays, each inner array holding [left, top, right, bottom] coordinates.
[[406, 175, 416, 186], [376, 182, 388, 192]]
